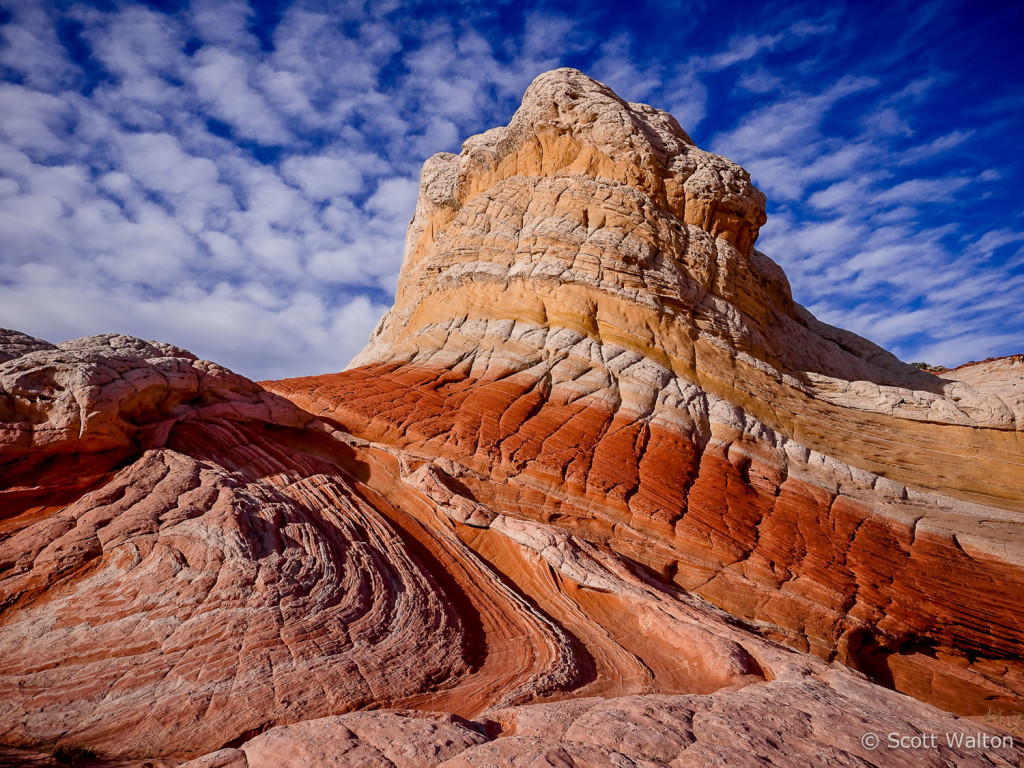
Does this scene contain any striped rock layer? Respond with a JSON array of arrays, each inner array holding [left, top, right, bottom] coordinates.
[[0, 69, 1022, 767], [272, 69, 1024, 717]]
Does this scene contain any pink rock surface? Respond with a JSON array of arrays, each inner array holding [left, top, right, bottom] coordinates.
[[0, 333, 475, 758]]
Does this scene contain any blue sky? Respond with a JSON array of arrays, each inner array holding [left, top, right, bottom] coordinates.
[[0, 0, 1021, 380]]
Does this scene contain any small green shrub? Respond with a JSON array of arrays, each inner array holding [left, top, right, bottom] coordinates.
[[911, 361, 947, 372]]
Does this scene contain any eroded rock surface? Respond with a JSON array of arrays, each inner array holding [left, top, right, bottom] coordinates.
[[271, 69, 1024, 717], [0, 332, 488, 757], [2, 68, 1023, 768]]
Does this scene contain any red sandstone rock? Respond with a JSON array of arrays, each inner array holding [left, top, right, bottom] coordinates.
[[266, 67, 1024, 719], [3, 68, 1024, 768]]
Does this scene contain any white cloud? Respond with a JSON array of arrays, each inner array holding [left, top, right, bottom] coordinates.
[[898, 130, 973, 165], [281, 155, 364, 200], [861, 107, 913, 138], [694, 33, 783, 72], [0, 84, 72, 156], [664, 72, 708, 132], [367, 177, 419, 220], [713, 77, 877, 164], [590, 34, 662, 102], [413, 118, 460, 156], [873, 176, 970, 205], [191, 48, 291, 144], [0, 3, 79, 91], [737, 68, 784, 94], [970, 229, 1024, 257], [912, 331, 1024, 368], [188, 0, 256, 51], [79, 5, 187, 82], [119, 132, 220, 196], [723, 61, 1022, 367], [522, 14, 577, 60]]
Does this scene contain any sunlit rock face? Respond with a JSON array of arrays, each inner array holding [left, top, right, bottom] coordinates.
[[1, 69, 1022, 767], [273, 68, 1024, 717]]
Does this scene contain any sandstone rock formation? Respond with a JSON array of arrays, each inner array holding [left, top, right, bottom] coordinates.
[[270, 68, 1024, 718], [0, 333, 486, 758], [2, 69, 1023, 767]]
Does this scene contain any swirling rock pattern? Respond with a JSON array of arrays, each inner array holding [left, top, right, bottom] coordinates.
[[0, 334, 485, 757], [1, 68, 1023, 768]]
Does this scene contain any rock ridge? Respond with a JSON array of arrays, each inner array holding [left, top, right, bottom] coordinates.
[[275, 67, 1024, 718]]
